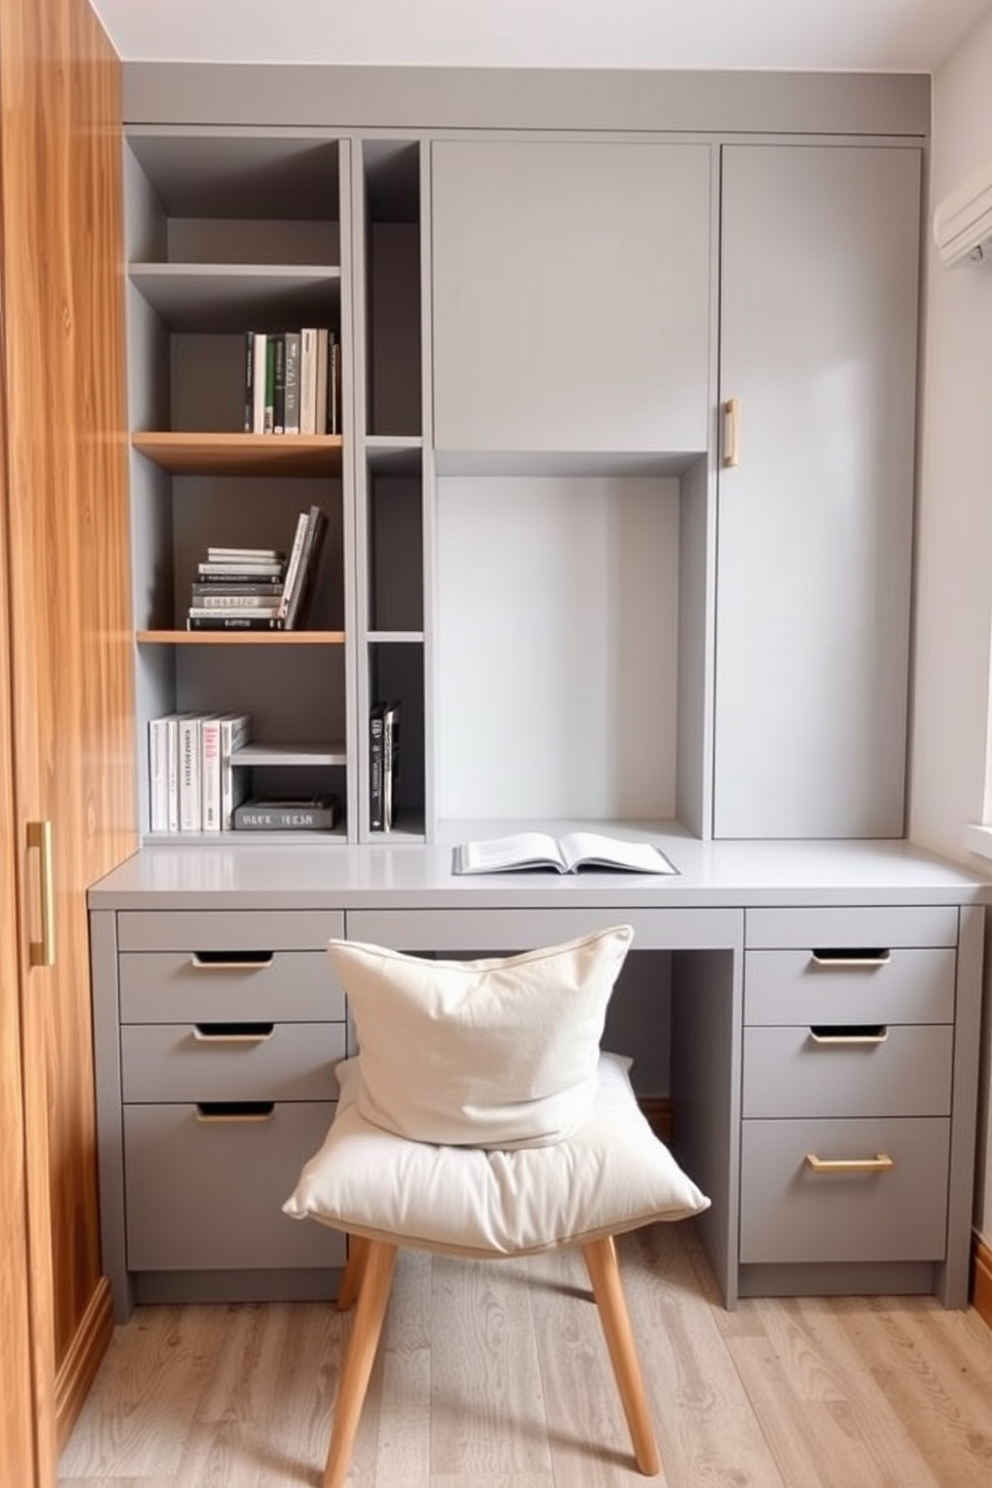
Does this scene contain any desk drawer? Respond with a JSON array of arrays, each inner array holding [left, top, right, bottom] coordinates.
[[121, 1022, 346, 1103], [119, 950, 344, 1024], [744, 948, 955, 1026], [740, 1116, 949, 1264], [117, 910, 344, 952], [745, 906, 958, 950], [742, 1024, 953, 1118], [123, 1100, 342, 1271]]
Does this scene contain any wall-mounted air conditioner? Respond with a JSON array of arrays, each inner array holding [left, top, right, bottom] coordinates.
[[933, 160, 992, 268]]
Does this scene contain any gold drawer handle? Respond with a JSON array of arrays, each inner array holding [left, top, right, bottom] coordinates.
[[192, 1023, 274, 1044], [27, 820, 56, 967], [722, 396, 740, 468], [195, 1102, 275, 1124], [809, 1026, 889, 1046], [810, 949, 891, 968], [805, 1152, 894, 1174], [190, 952, 275, 971]]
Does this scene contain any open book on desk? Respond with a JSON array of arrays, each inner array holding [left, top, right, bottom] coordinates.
[[453, 831, 678, 877]]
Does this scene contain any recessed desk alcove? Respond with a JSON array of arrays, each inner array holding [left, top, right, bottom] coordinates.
[[89, 829, 988, 1320]]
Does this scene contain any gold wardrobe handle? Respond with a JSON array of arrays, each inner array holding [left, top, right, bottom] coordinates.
[[805, 1153, 894, 1175], [722, 397, 740, 468], [27, 820, 56, 967]]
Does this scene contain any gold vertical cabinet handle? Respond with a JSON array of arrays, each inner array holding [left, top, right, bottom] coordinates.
[[722, 397, 740, 468], [26, 820, 56, 968], [805, 1153, 894, 1174]]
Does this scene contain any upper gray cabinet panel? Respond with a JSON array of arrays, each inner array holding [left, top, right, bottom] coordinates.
[[713, 144, 921, 839], [430, 139, 713, 467]]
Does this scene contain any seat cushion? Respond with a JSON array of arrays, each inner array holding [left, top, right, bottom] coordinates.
[[326, 927, 634, 1149], [283, 1051, 710, 1258]]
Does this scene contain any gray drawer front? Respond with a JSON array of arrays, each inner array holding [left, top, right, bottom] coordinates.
[[123, 1101, 342, 1271], [745, 906, 958, 950], [744, 948, 956, 1025], [742, 1025, 953, 1118], [121, 1022, 346, 1103], [118, 910, 344, 952], [345, 906, 742, 952], [740, 1117, 949, 1264], [119, 950, 345, 1023]]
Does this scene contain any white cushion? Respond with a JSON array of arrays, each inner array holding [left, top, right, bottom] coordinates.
[[283, 1051, 710, 1258], [327, 927, 634, 1149]]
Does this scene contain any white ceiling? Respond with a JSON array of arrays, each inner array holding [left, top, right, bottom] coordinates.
[[88, 0, 992, 73]]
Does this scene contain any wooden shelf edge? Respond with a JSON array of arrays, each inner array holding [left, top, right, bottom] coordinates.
[[132, 431, 343, 476], [137, 630, 345, 645]]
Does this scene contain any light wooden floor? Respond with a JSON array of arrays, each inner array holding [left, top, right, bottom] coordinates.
[[59, 1223, 992, 1488]]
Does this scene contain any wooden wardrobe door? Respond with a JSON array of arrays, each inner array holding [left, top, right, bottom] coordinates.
[[0, 0, 136, 1468]]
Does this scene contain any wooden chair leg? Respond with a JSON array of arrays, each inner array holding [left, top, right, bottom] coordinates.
[[324, 1240, 398, 1488], [337, 1234, 371, 1312], [581, 1236, 661, 1476]]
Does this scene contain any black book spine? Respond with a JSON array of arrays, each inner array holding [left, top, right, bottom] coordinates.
[[244, 330, 254, 432], [186, 615, 286, 631], [272, 333, 286, 434], [369, 706, 385, 830]]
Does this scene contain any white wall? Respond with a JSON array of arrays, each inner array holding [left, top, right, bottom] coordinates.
[[912, 5, 992, 1243]]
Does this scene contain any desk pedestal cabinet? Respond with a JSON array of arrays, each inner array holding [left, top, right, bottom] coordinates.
[[89, 850, 987, 1322]]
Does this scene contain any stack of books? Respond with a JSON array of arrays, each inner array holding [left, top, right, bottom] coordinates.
[[186, 510, 328, 632], [369, 700, 400, 831], [244, 327, 341, 436], [187, 546, 287, 632]]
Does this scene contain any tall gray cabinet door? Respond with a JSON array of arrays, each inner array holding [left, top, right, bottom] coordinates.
[[713, 145, 920, 839], [431, 139, 713, 458]]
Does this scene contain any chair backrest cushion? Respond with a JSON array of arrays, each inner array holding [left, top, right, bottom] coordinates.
[[327, 926, 634, 1148]]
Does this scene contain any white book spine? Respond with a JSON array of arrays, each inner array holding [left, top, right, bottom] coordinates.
[[166, 716, 183, 833], [219, 714, 252, 829], [277, 510, 310, 621], [300, 327, 317, 435], [252, 331, 268, 434], [178, 716, 201, 832], [148, 716, 169, 833], [201, 717, 223, 832]]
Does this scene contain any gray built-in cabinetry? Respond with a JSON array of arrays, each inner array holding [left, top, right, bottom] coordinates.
[[125, 130, 429, 844], [123, 108, 923, 849]]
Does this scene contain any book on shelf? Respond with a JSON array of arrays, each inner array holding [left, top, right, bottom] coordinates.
[[263, 336, 276, 433], [187, 614, 287, 631], [314, 328, 329, 436], [272, 333, 286, 434], [206, 546, 284, 562], [201, 712, 252, 831], [275, 509, 312, 622], [300, 327, 317, 435], [187, 604, 281, 620], [191, 581, 283, 599], [243, 330, 255, 433], [452, 831, 679, 877], [281, 505, 328, 630], [327, 336, 340, 435], [251, 331, 267, 435], [283, 331, 301, 434], [198, 560, 285, 577], [233, 794, 339, 831], [148, 713, 179, 833], [178, 714, 216, 832], [194, 571, 285, 587], [369, 700, 400, 831], [190, 580, 282, 604]]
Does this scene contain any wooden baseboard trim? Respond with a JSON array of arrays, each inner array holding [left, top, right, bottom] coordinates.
[[638, 1096, 673, 1144], [973, 1234, 992, 1331], [55, 1276, 114, 1452]]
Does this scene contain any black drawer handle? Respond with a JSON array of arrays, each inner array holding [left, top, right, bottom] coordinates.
[[190, 951, 275, 970], [192, 1023, 275, 1044], [808, 1025, 889, 1046], [810, 949, 891, 968], [195, 1101, 275, 1123]]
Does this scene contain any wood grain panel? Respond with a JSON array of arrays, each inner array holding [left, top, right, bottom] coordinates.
[[0, 257, 41, 1488], [973, 1234, 992, 1332], [0, 0, 134, 1461]]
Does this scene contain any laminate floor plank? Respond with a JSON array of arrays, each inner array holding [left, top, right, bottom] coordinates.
[[58, 1223, 992, 1488]]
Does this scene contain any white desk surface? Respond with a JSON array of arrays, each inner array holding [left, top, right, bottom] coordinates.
[[88, 822, 992, 912]]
